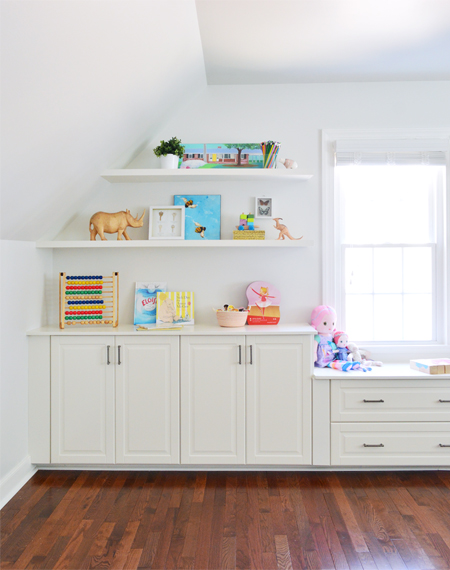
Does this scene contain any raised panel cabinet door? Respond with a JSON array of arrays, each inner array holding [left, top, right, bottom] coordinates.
[[115, 336, 179, 464], [246, 335, 312, 465], [51, 336, 114, 464], [181, 336, 245, 464]]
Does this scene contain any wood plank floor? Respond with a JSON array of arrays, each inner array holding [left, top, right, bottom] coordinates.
[[2, 471, 450, 570]]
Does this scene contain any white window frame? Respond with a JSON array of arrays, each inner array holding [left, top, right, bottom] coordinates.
[[322, 128, 450, 359]]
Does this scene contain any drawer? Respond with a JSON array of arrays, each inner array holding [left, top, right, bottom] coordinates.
[[331, 379, 450, 422], [331, 423, 450, 466]]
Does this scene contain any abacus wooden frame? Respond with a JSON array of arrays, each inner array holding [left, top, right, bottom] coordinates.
[[59, 272, 119, 329]]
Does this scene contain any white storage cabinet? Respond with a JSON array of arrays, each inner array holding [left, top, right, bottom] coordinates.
[[181, 335, 312, 465], [51, 336, 179, 464]]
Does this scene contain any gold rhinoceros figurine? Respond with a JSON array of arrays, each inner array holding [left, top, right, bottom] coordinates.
[[89, 210, 145, 240]]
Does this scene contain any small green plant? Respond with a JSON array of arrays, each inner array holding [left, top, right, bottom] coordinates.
[[153, 137, 185, 159]]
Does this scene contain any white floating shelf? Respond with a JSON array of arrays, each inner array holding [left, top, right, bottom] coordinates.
[[36, 239, 314, 249], [101, 169, 313, 183]]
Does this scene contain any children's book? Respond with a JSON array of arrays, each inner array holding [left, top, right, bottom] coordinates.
[[410, 358, 450, 375], [157, 292, 194, 325], [134, 282, 167, 326]]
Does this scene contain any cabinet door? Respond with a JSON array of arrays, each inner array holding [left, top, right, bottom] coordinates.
[[181, 336, 245, 464], [51, 336, 114, 464], [115, 336, 179, 464], [246, 335, 311, 465]]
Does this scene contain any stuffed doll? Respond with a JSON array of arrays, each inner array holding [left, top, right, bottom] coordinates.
[[310, 305, 371, 372], [333, 331, 351, 361], [311, 305, 338, 367]]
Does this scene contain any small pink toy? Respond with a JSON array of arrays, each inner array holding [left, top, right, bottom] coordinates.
[[273, 218, 302, 241]]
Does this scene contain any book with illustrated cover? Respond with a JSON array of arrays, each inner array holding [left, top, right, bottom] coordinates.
[[134, 282, 167, 326], [157, 292, 194, 325]]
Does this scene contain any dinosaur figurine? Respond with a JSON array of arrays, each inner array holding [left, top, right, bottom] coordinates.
[[273, 218, 303, 241]]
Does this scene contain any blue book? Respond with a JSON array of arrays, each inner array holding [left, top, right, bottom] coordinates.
[[134, 282, 167, 325]]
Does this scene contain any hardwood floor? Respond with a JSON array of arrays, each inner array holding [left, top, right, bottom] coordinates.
[[2, 471, 450, 569]]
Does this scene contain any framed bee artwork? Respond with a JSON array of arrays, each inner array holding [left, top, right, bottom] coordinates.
[[148, 206, 185, 239], [255, 197, 273, 219], [174, 195, 221, 240]]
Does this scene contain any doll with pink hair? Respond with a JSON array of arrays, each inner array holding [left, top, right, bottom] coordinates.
[[311, 305, 371, 372], [333, 331, 351, 361]]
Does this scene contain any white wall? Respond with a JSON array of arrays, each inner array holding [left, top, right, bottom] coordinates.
[[0, 0, 206, 241], [0, 241, 52, 485], [57, 81, 450, 328]]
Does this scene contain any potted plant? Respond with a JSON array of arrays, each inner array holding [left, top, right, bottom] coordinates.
[[153, 137, 185, 169]]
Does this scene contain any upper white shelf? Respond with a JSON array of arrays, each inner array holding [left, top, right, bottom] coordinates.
[[101, 169, 313, 183], [36, 239, 314, 249]]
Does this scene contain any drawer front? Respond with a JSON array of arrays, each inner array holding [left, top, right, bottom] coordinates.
[[331, 380, 450, 422], [331, 423, 450, 466]]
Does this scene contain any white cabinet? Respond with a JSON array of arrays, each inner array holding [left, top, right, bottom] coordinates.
[[115, 336, 179, 464], [51, 336, 115, 464], [51, 336, 179, 465], [181, 335, 311, 465], [246, 335, 311, 465], [180, 336, 246, 464]]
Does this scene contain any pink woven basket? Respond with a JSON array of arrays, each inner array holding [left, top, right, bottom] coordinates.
[[216, 310, 248, 327]]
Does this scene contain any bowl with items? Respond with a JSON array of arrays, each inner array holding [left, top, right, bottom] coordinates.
[[214, 305, 249, 327]]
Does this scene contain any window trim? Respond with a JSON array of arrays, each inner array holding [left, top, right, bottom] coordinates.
[[322, 128, 450, 358]]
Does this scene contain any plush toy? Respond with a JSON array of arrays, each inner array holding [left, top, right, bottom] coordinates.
[[333, 331, 351, 361], [310, 305, 371, 372]]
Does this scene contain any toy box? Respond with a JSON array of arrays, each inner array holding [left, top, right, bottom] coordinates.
[[157, 292, 194, 325], [410, 358, 450, 375]]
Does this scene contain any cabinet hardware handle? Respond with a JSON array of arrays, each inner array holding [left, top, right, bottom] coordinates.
[[439, 444, 450, 448], [439, 399, 450, 403], [363, 399, 384, 403], [106, 345, 111, 365], [250, 345, 253, 365], [238, 345, 242, 365], [118, 345, 121, 365], [363, 443, 384, 448]]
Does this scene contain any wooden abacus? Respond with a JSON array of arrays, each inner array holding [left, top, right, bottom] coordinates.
[[59, 272, 119, 329]]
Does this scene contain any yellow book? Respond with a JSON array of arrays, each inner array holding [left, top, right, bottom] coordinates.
[[157, 292, 194, 325]]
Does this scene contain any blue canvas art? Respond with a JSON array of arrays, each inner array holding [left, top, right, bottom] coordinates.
[[174, 195, 221, 240]]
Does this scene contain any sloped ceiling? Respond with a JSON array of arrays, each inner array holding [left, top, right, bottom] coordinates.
[[195, 0, 450, 84], [0, 0, 206, 240]]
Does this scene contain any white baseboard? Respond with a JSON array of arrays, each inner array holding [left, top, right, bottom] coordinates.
[[0, 455, 37, 509]]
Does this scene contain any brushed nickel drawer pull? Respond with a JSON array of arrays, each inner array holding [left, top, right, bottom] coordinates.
[[106, 345, 111, 365], [439, 399, 450, 403], [363, 443, 384, 448], [363, 399, 384, 403], [249, 345, 253, 365], [439, 444, 450, 448], [118, 345, 122, 365], [238, 345, 242, 365]]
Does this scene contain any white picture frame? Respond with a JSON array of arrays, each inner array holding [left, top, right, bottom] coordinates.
[[149, 206, 185, 239], [255, 197, 273, 218]]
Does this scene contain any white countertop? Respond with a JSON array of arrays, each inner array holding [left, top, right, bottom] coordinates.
[[313, 363, 450, 380], [27, 323, 316, 336]]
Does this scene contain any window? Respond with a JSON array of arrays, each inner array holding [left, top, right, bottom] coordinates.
[[323, 130, 449, 354]]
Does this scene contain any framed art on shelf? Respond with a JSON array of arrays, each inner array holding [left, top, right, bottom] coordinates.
[[255, 197, 273, 218], [148, 206, 185, 239], [174, 195, 221, 240]]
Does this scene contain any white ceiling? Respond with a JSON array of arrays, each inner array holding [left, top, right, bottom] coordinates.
[[195, 0, 450, 84]]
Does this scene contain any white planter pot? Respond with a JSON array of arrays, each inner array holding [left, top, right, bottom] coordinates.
[[160, 154, 179, 169]]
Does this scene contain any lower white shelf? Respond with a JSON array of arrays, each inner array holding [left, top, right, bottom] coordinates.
[[36, 239, 314, 249]]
